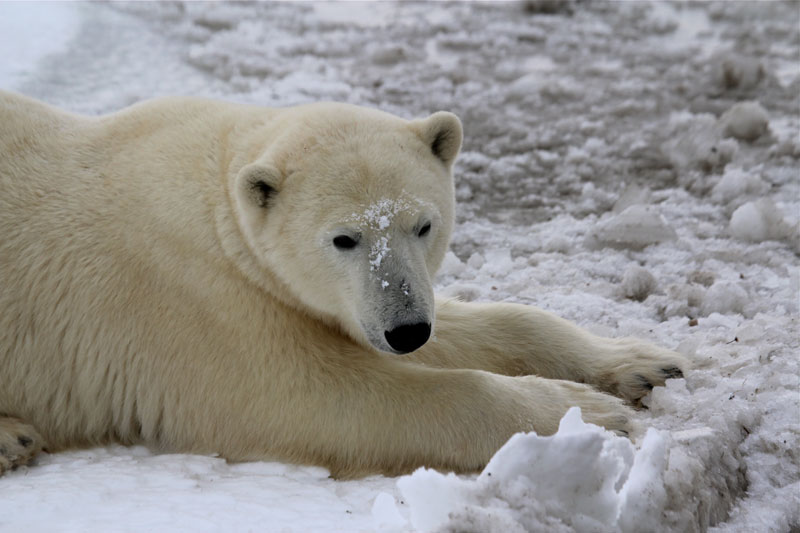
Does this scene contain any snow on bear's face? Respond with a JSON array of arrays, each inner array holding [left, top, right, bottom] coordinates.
[[232, 105, 462, 354]]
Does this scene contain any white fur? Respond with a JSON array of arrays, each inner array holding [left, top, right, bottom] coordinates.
[[0, 92, 688, 477]]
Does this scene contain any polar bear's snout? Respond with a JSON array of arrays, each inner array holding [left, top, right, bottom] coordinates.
[[366, 275, 434, 354], [384, 322, 431, 354]]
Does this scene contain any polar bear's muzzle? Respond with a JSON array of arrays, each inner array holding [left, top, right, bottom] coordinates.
[[360, 274, 434, 354], [351, 229, 435, 354], [384, 322, 431, 354]]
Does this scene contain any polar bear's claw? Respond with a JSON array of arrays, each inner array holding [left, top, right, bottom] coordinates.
[[0, 417, 44, 476], [589, 338, 691, 404], [637, 375, 655, 391], [661, 366, 684, 379]]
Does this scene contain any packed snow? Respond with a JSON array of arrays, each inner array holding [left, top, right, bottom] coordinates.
[[397, 408, 728, 533], [0, 1, 798, 532]]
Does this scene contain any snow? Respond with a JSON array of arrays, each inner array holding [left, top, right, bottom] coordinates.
[[351, 197, 432, 280], [0, 2, 79, 88], [720, 101, 770, 142], [371, 492, 407, 531], [1, 1, 798, 532], [700, 281, 749, 316], [399, 408, 647, 532], [620, 265, 658, 302], [586, 205, 678, 251], [729, 199, 794, 243], [397, 407, 752, 533], [370, 235, 390, 272], [711, 166, 769, 205]]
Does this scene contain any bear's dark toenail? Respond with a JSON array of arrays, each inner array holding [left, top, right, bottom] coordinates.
[[637, 375, 654, 390], [18, 436, 33, 448], [662, 367, 684, 379], [0, 446, 6, 456]]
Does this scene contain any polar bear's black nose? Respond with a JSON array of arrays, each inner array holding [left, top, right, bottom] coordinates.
[[385, 322, 431, 353]]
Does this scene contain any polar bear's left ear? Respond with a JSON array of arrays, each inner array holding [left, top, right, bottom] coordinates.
[[235, 163, 281, 210], [411, 112, 463, 168]]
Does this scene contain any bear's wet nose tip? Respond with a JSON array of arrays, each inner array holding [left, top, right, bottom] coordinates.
[[385, 322, 431, 354]]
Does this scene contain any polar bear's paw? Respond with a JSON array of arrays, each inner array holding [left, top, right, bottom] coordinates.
[[592, 338, 690, 404], [0, 416, 44, 475], [515, 377, 636, 437], [549, 380, 637, 437]]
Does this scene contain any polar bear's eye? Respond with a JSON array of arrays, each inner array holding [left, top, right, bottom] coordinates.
[[418, 223, 431, 237], [333, 235, 359, 250]]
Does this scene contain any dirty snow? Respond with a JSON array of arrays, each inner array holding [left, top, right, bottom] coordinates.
[[0, 1, 798, 532]]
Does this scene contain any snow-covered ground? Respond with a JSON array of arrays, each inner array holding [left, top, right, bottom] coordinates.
[[1, 1, 798, 531]]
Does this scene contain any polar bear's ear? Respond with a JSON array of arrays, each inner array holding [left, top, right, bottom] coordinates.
[[411, 111, 463, 168], [236, 163, 281, 209]]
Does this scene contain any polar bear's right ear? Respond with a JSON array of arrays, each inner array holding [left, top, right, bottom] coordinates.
[[235, 163, 281, 209], [410, 111, 463, 169]]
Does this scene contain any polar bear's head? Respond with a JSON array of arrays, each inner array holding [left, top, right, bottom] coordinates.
[[231, 104, 461, 354]]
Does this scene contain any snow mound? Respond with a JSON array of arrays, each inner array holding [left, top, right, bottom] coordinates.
[[437, 251, 467, 278], [586, 205, 677, 250], [661, 112, 737, 173], [371, 492, 407, 531], [710, 166, 768, 206], [620, 265, 658, 302], [398, 407, 744, 533], [700, 281, 749, 317], [612, 184, 652, 214], [720, 101, 769, 142], [729, 199, 794, 243], [710, 53, 765, 93]]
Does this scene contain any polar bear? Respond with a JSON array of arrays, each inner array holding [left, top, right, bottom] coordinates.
[[0, 91, 687, 477]]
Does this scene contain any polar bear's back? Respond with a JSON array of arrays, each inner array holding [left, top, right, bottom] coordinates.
[[1, 91, 84, 195], [0, 93, 274, 450]]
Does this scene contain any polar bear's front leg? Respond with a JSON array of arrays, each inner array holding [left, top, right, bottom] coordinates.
[[267, 362, 635, 477], [409, 298, 689, 404], [0, 416, 44, 475]]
